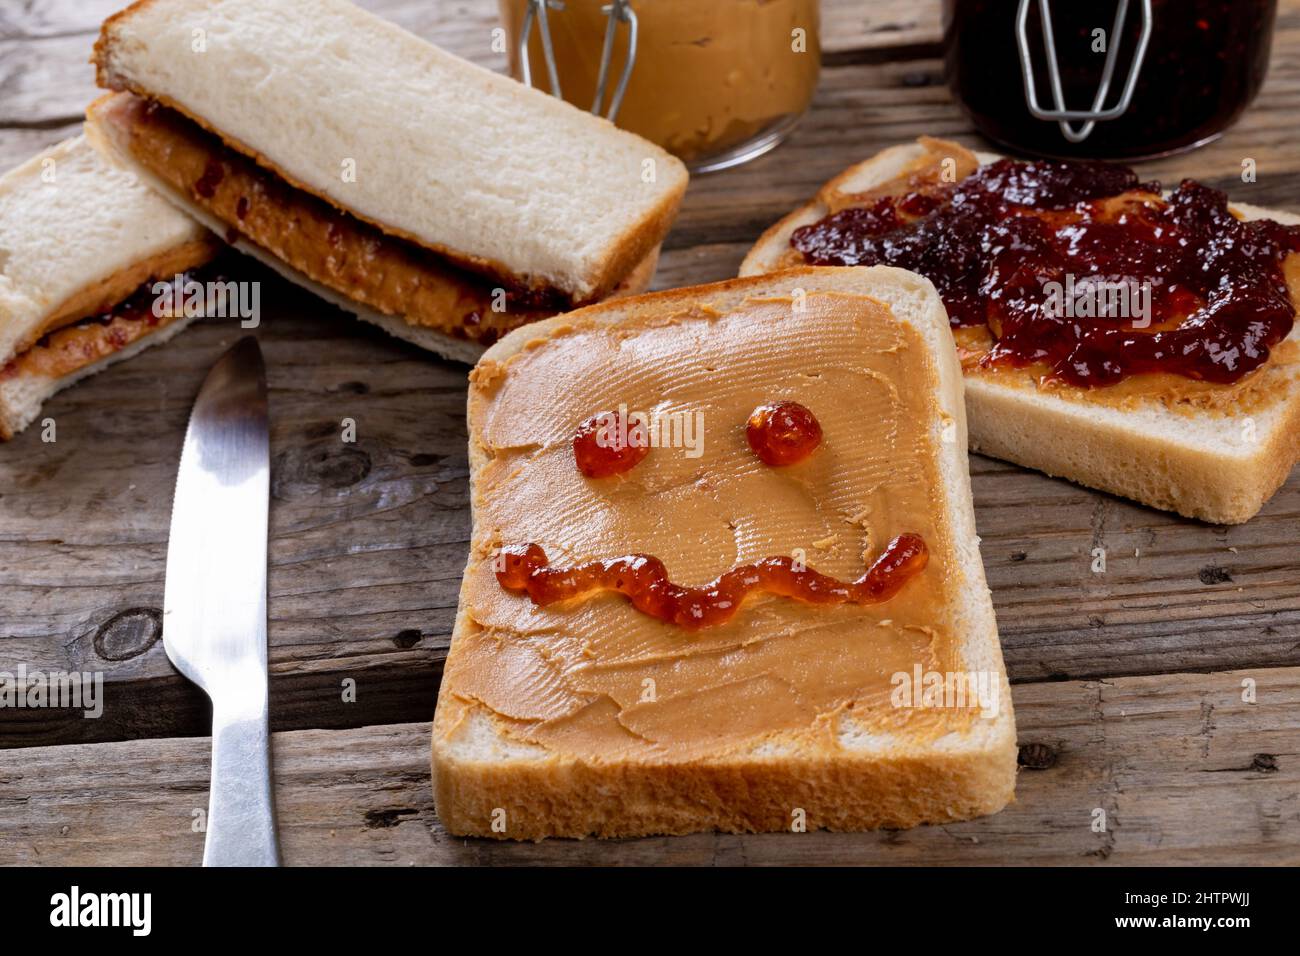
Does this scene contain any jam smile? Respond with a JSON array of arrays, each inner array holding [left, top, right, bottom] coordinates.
[[494, 533, 929, 630]]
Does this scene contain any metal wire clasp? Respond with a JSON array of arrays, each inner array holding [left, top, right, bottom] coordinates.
[[1015, 0, 1154, 143], [518, 0, 639, 123]]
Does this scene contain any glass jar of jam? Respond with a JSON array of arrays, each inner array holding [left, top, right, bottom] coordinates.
[[942, 0, 1278, 159], [499, 0, 821, 171]]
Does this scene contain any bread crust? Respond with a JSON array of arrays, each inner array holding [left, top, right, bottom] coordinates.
[[741, 141, 1300, 524], [433, 267, 1017, 839], [433, 739, 1017, 840]]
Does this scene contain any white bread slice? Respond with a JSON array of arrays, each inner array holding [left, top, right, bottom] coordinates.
[[741, 141, 1300, 525], [93, 0, 689, 303], [433, 266, 1016, 839], [0, 133, 214, 440], [85, 100, 661, 366]]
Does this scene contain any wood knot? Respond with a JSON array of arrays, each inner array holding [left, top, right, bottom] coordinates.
[[392, 629, 422, 649], [1017, 742, 1058, 770], [1198, 565, 1233, 585], [331, 380, 370, 395], [273, 443, 372, 497], [93, 607, 163, 661], [1251, 753, 1278, 772], [364, 808, 417, 829]]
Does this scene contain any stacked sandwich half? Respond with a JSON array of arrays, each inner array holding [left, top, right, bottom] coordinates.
[[88, 0, 687, 361], [0, 0, 687, 439], [0, 135, 221, 438]]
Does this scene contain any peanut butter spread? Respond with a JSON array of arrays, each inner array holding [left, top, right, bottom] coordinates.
[[441, 292, 980, 763], [96, 93, 559, 346], [3, 281, 179, 383], [33, 237, 219, 351], [3, 242, 218, 384], [823, 137, 981, 217]]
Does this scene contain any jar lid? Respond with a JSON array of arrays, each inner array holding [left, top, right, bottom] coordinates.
[[1017, 0, 1154, 143]]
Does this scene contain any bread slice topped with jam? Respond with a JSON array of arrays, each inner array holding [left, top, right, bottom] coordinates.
[[89, 0, 687, 360], [742, 138, 1300, 524], [433, 267, 1016, 840]]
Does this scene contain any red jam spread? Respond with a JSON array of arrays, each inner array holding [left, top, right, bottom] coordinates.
[[495, 533, 929, 630], [791, 158, 1300, 387], [746, 401, 822, 466], [194, 157, 224, 199], [572, 411, 650, 478]]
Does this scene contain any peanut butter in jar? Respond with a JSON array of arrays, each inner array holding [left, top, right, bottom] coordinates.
[[500, 0, 821, 171]]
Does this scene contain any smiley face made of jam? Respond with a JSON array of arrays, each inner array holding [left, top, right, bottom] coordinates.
[[497, 398, 928, 629]]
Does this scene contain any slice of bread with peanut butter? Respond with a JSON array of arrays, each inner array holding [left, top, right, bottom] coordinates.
[[0, 133, 220, 440], [88, 0, 688, 362], [433, 267, 1017, 839], [742, 138, 1300, 524]]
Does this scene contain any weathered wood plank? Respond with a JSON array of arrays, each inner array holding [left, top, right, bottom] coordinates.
[[822, 0, 942, 56], [3, 667, 1296, 865], [0, 0, 124, 39]]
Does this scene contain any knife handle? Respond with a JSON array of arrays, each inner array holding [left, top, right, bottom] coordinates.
[[204, 698, 281, 867]]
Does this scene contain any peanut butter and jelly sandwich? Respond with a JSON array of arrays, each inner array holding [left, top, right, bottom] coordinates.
[[0, 133, 219, 440], [89, 0, 688, 362]]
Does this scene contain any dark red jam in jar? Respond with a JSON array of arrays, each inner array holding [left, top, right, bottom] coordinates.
[[790, 157, 1300, 387], [943, 0, 1278, 159]]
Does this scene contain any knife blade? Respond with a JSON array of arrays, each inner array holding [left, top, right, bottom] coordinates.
[[163, 336, 279, 867]]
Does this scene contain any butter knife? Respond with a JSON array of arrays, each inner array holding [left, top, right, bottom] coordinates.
[[163, 336, 280, 867]]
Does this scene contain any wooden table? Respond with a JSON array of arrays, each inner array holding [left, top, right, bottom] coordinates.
[[2, 0, 1297, 865]]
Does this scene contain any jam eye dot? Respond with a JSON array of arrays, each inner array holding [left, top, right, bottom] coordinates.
[[746, 401, 822, 467], [573, 410, 650, 478]]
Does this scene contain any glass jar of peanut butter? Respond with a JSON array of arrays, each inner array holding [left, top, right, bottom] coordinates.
[[500, 0, 821, 172]]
